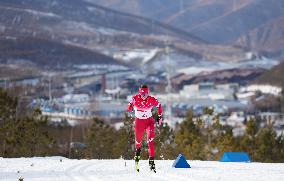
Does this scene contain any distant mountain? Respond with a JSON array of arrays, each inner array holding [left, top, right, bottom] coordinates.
[[0, 0, 251, 70], [235, 16, 284, 57], [255, 60, 284, 88], [0, 0, 201, 72], [0, 37, 121, 69], [90, 0, 284, 58], [0, 0, 203, 43]]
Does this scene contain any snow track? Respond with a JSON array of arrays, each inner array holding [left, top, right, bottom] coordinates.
[[0, 157, 284, 181]]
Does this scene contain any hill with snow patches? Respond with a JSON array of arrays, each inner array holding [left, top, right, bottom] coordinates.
[[90, 0, 284, 56], [0, 0, 262, 73], [1, 157, 284, 181]]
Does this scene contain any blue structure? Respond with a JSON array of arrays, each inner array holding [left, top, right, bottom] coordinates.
[[172, 154, 191, 168], [220, 152, 250, 162]]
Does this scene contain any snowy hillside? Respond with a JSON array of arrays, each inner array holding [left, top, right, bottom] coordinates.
[[1, 157, 284, 181]]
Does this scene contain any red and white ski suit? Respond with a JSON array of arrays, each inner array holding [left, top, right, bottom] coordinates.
[[126, 90, 162, 158]]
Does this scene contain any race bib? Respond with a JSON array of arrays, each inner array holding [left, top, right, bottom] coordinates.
[[134, 107, 152, 119]]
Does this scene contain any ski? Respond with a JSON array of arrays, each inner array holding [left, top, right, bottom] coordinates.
[[134, 155, 140, 172], [150, 167, 156, 173], [149, 159, 156, 173], [135, 161, 139, 172]]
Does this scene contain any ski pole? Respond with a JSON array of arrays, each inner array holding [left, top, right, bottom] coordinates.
[[156, 121, 165, 160]]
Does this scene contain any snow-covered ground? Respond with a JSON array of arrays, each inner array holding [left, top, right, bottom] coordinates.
[[1, 157, 284, 181], [177, 57, 280, 75], [1, 6, 61, 18]]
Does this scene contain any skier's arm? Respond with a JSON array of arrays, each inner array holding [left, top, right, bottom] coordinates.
[[154, 98, 163, 116], [153, 98, 163, 125], [126, 96, 134, 112], [126, 102, 133, 112]]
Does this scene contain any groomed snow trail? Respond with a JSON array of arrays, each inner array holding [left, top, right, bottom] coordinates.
[[0, 157, 284, 181]]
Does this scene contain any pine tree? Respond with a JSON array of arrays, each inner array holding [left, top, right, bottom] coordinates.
[[146, 111, 176, 160], [0, 88, 55, 157], [202, 107, 239, 160], [0, 88, 16, 156], [84, 117, 116, 159], [0, 88, 17, 122], [276, 133, 284, 162], [113, 113, 134, 159], [255, 124, 278, 162], [240, 117, 259, 161], [11, 108, 55, 157], [215, 126, 236, 159], [174, 110, 205, 160], [206, 113, 223, 160], [155, 122, 177, 159]]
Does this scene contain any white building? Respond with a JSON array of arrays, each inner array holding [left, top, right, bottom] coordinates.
[[226, 112, 246, 127], [259, 112, 283, 124], [179, 82, 237, 100], [62, 94, 90, 103], [241, 84, 282, 96]]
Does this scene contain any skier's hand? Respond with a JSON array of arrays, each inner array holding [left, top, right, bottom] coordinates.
[[126, 103, 133, 112], [157, 115, 163, 126], [127, 111, 134, 119]]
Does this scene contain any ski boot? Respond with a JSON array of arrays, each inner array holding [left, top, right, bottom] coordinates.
[[134, 148, 141, 172], [149, 157, 156, 173]]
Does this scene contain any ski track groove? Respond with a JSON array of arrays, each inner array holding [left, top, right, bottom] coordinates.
[[131, 161, 177, 181], [163, 172, 199, 181], [64, 162, 84, 181], [65, 161, 102, 181], [0, 159, 194, 181], [79, 162, 103, 181], [3, 158, 284, 181]]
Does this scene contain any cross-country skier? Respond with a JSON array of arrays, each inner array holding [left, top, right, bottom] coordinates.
[[126, 84, 163, 172]]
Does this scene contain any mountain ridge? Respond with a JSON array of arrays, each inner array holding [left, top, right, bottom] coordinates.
[[0, 36, 122, 69], [0, 0, 204, 43], [88, 0, 284, 58], [255, 60, 284, 88], [0, 0, 252, 70]]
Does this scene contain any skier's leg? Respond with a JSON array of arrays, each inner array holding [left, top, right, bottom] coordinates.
[[134, 118, 145, 151], [146, 117, 155, 159], [146, 117, 156, 172], [134, 118, 145, 172]]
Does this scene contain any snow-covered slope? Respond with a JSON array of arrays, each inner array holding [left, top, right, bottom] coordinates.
[[1, 157, 284, 181]]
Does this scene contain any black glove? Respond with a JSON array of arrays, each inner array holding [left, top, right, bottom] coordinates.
[[157, 115, 163, 126]]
